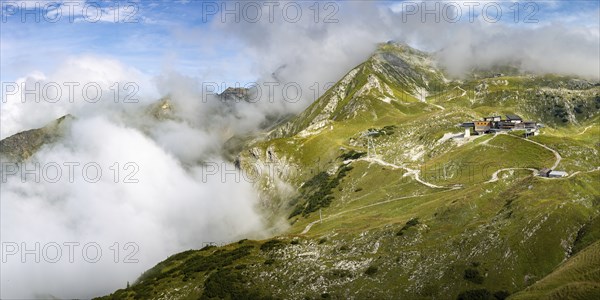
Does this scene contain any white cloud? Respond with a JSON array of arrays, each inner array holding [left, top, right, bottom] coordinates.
[[202, 0, 599, 86], [1, 116, 267, 299], [1, 55, 159, 139], [0, 56, 277, 298]]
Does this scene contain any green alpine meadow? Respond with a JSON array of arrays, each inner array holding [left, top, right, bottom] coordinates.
[[1, 1, 599, 299], [96, 42, 600, 300]]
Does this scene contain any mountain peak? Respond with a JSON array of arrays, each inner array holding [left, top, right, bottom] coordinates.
[[219, 87, 252, 103], [0, 115, 74, 161]]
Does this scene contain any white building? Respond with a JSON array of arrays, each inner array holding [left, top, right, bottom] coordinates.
[[548, 171, 568, 178]]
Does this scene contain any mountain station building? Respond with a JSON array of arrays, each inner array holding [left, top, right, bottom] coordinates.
[[461, 114, 540, 136]]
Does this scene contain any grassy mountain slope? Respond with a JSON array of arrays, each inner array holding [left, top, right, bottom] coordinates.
[[510, 241, 600, 300], [271, 43, 446, 139], [95, 42, 599, 299]]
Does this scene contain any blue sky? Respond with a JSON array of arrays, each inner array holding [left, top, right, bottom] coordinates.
[[1, 0, 599, 84], [0, 1, 253, 83]]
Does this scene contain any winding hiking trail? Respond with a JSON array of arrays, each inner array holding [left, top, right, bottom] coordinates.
[[443, 86, 467, 102], [429, 102, 446, 111], [486, 168, 538, 183], [347, 132, 563, 186], [480, 131, 504, 145], [301, 165, 600, 234], [576, 125, 593, 136], [344, 132, 565, 188], [301, 134, 595, 234], [483, 133, 562, 183], [301, 190, 452, 234], [515, 135, 562, 170], [299, 156, 452, 234], [300, 220, 319, 234], [565, 167, 600, 178], [355, 157, 447, 189]]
